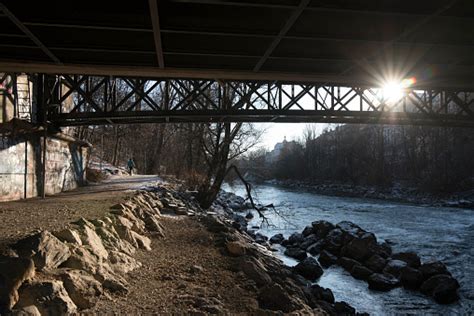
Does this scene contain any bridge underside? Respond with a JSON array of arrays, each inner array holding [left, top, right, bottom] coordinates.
[[1, 1, 474, 127]]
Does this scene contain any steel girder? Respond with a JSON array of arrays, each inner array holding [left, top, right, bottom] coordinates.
[[1, 73, 473, 127]]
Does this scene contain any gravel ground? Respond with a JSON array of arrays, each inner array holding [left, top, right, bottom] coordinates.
[[0, 175, 160, 254], [88, 216, 263, 314], [0, 175, 265, 314]]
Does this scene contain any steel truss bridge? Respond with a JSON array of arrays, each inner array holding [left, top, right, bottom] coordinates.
[[1, 73, 473, 127], [1, 1, 474, 127]]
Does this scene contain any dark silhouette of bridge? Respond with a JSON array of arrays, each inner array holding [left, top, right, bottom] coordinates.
[[0, 0, 473, 127]]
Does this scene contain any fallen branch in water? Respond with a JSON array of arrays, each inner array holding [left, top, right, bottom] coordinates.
[[226, 165, 294, 227]]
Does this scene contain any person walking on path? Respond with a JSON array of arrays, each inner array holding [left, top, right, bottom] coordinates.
[[127, 158, 136, 175]]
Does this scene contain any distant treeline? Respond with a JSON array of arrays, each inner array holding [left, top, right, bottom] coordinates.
[[236, 125, 474, 193]]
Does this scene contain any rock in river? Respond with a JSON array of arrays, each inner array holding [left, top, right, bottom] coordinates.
[[350, 265, 374, 281], [391, 252, 421, 268], [294, 257, 324, 281], [419, 261, 450, 280], [284, 247, 307, 261], [383, 259, 408, 278], [364, 254, 387, 273], [311, 220, 335, 238], [368, 273, 400, 291], [269, 233, 284, 244], [318, 250, 338, 268], [307, 241, 324, 256], [400, 267, 424, 290]]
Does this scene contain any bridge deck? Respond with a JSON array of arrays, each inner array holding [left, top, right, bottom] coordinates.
[[1, 0, 474, 90]]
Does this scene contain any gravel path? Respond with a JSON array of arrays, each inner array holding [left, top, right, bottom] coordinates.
[[0, 175, 160, 254], [88, 216, 262, 314], [0, 175, 264, 313]]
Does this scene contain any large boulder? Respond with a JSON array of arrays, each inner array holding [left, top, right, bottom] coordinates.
[[254, 233, 268, 245], [419, 261, 450, 280], [109, 209, 146, 234], [269, 233, 284, 244], [60, 245, 104, 275], [94, 225, 136, 256], [391, 252, 421, 268], [337, 221, 369, 245], [334, 301, 356, 315], [0, 257, 35, 313], [59, 270, 103, 309], [341, 234, 377, 261], [307, 241, 324, 256], [14, 281, 77, 315], [258, 283, 307, 313], [130, 231, 152, 251], [310, 284, 334, 304], [370, 242, 392, 259], [400, 267, 424, 290], [288, 232, 304, 246], [108, 250, 142, 274], [367, 273, 400, 291], [240, 258, 272, 287], [318, 250, 338, 268], [284, 247, 307, 261], [300, 234, 320, 250], [74, 219, 109, 260], [350, 265, 373, 281], [364, 254, 387, 273], [432, 279, 460, 304], [383, 260, 408, 278], [13, 231, 71, 271], [294, 257, 323, 281], [338, 257, 360, 272], [311, 221, 335, 238], [336, 221, 365, 235], [52, 229, 82, 246], [143, 215, 165, 237], [420, 274, 459, 296], [323, 229, 344, 255], [301, 226, 314, 237]]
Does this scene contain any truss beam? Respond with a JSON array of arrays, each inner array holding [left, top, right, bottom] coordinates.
[[1, 73, 473, 128]]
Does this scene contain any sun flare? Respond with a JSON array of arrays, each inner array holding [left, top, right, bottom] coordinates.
[[380, 77, 416, 103]]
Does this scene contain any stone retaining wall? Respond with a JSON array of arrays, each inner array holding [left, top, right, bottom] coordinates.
[[0, 134, 88, 202]]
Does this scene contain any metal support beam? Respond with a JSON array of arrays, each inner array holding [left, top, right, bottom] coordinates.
[[0, 3, 61, 65], [253, 0, 309, 72], [148, 0, 165, 68], [26, 74, 473, 128]]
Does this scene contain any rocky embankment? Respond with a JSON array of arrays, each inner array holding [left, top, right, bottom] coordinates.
[[0, 184, 366, 315], [269, 220, 461, 305], [205, 216, 365, 315], [214, 190, 461, 308], [0, 184, 202, 315]]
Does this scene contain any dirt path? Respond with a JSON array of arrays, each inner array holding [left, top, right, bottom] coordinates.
[[0, 175, 161, 254], [89, 216, 262, 314], [0, 176, 264, 314]]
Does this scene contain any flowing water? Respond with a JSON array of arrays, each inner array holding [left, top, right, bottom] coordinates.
[[223, 183, 474, 315]]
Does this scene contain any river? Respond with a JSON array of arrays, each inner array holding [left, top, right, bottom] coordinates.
[[223, 183, 474, 315]]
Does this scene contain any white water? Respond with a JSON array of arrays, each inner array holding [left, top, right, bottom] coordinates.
[[223, 183, 474, 315]]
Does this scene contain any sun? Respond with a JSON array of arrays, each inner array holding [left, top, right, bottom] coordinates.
[[380, 77, 416, 104]]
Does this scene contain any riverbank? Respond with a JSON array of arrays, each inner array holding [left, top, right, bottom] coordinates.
[[0, 176, 364, 314], [222, 183, 474, 315], [263, 179, 474, 209]]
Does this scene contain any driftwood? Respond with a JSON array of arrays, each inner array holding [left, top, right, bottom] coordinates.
[[225, 165, 275, 224]]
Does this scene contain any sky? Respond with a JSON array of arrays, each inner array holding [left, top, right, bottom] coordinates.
[[254, 123, 330, 151]]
